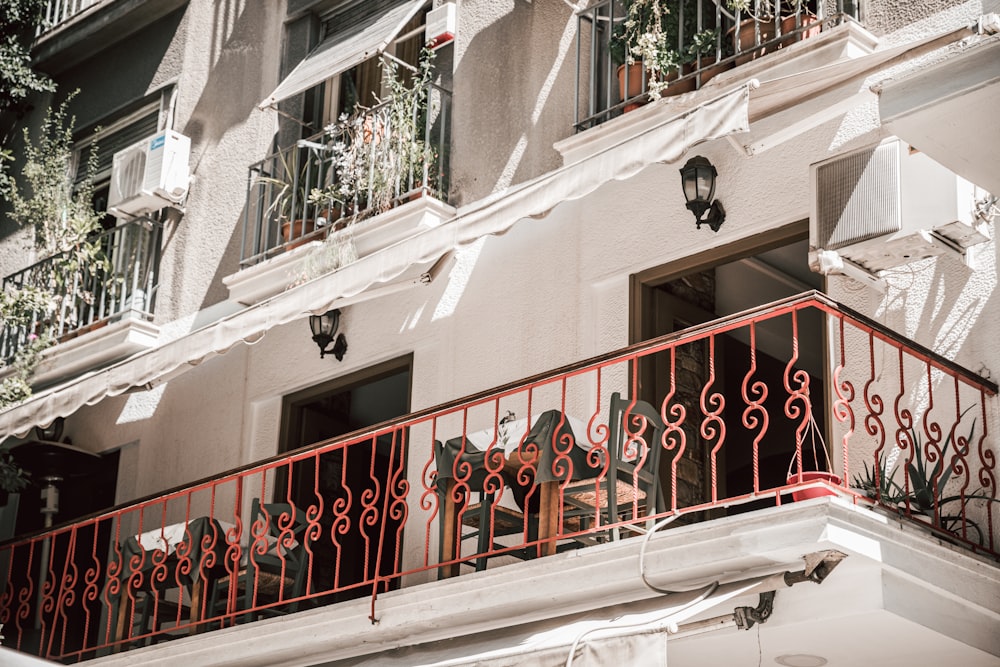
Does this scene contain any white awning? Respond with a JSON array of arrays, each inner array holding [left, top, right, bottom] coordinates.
[[259, 0, 426, 109], [877, 35, 1000, 194], [0, 83, 752, 439]]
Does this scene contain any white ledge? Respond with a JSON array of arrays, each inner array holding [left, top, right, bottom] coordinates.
[[223, 196, 456, 306]]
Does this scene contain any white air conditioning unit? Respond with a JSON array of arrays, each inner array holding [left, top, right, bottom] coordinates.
[[108, 130, 191, 218], [809, 137, 988, 275]]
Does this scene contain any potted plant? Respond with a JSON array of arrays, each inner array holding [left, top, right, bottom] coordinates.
[[852, 417, 997, 544], [311, 48, 438, 219], [611, 0, 686, 104], [611, 1, 743, 108], [255, 145, 330, 249], [685, 27, 733, 86], [726, 0, 820, 64], [786, 413, 842, 501]]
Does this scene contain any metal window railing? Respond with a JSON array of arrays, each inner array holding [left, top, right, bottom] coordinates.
[[239, 83, 452, 269], [0, 218, 163, 364], [575, 0, 861, 130], [0, 292, 996, 661]]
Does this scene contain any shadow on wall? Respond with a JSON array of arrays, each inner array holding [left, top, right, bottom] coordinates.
[[179, 0, 282, 310], [450, 0, 577, 204], [879, 252, 981, 360]]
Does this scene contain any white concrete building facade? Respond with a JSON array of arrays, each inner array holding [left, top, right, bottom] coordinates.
[[0, 1, 998, 665]]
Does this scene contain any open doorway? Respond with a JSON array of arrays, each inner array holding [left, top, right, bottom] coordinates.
[[279, 355, 412, 602], [631, 222, 827, 516]]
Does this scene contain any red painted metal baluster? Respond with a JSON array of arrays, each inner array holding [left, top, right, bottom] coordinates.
[[51, 527, 79, 658], [419, 419, 439, 569], [513, 389, 540, 541], [783, 310, 812, 484], [865, 330, 887, 501], [360, 435, 383, 584], [741, 321, 769, 495], [0, 540, 17, 641], [102, 515, 124, 650], [81, 521, 103, 658], [330, 447, 352, 594], [584, 367, 611, 528], [831, 314, 854, 494], [37, 532, 58, 655], [893, 347, 916, 517], [387, 428, 409, 582], [301, 456, 321, 604], [976, 388, 996, 551], [553, 377, 574, 532], [947, 379, 973, 542], [701, 334, 726, 503], [482, 401, 507, 553], [14, 541, 36, 649], [660, 346, 687, 513], [922, 364, 945, 528]]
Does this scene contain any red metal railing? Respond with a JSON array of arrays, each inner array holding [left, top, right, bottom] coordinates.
[[1, 292, 996, 661]]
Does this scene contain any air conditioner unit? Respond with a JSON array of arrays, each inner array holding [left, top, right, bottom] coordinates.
[[108, 130, 191, 218], [809, 137, 988, 275]]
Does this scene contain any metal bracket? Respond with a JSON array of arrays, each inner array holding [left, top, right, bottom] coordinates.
[[734, 590, 775, 631]]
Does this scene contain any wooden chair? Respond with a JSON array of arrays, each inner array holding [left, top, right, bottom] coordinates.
[[435, 439, 532, 576], [209, 499, 310, 622], [561, 392, 666, 542]]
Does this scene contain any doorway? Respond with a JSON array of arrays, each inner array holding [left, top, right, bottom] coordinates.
[[279, 355, 412, 601], [631, 223, 827, 515]]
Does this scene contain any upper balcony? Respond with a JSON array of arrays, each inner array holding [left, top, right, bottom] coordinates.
[[226, 81, 453, 305], [0, 292, 996, 663], [32, 0, 189, 74], [575, 0, 862, 131], [0, 218, 162, 388]]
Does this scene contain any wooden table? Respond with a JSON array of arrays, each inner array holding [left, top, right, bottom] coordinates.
[[111, 516, 232, 646], [437, 411, 596, 569]]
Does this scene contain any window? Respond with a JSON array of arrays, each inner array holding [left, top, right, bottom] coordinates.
[[73, 86, 174, 229]]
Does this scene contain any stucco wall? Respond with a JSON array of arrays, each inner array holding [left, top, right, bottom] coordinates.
[[449, 0, 579, 204]]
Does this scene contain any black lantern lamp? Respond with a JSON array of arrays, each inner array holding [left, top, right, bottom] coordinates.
[[680, 155, 726, 232], [309, 308, 348, 361]]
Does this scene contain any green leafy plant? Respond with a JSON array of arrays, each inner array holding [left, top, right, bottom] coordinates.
[[7, 93, 103, 260], [0, 332, 53, 408], [0, 448, 30, 493], [1, 94, 107, 406], [311, 48, 438, 217], [0, 0, 57, 199], [852, 415, 996, 544], [256, 145, 314, 224]]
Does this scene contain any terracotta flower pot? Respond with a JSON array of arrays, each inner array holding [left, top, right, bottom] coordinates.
[[730, 12, 820, 65], [788, 471, 843, 502], [281, 218, 317, 249], [617, 63, 647, 112], [617, 62, 696, 112], [689, 55, 735, 87]]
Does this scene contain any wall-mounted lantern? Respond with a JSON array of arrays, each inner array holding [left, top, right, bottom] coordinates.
[[309, 309, 348, 361], [680, 155, 726, 232]]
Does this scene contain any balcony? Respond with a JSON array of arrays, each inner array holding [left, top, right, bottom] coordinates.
[[32, 0, 189, 74], [575, 0, 862, 130], [0, 218, 162, 385], [226, 82, 453, 304], [0, 292, 996, 662]]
